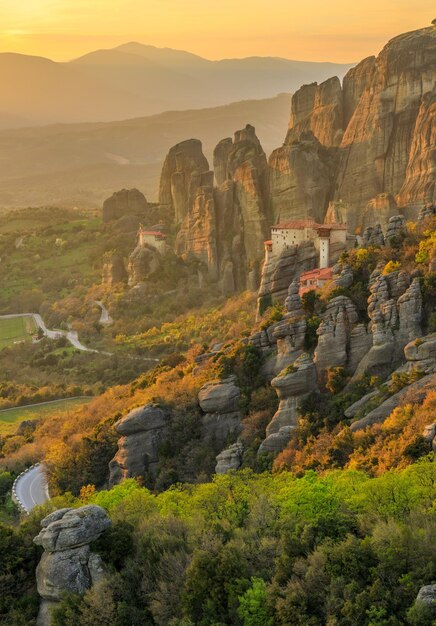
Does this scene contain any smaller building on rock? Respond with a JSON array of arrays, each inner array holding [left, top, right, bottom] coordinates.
[[299, 267, 333, 296], [138, 226, 167, 254]]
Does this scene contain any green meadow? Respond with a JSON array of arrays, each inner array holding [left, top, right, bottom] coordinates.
[[0, 396, 92, 435], [0, 316, 36, 350]]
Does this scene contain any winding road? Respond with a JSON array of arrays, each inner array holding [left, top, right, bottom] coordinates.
[[0, 312, 96, 352], [94, 300, 113, 325], [13, 463, 49, 513]]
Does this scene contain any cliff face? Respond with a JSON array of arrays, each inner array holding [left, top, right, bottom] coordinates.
[[336, 27, 436, 229], [269, 25, 435, 230], [138, 25, 433, 293], [214, 124, 271, 290], [159, 125, 271, 292]]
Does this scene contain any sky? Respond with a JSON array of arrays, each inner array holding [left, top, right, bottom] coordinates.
[[0, 0, 434, 62]]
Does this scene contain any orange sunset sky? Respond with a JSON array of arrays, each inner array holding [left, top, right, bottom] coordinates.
[[0, 0, 434, 62]]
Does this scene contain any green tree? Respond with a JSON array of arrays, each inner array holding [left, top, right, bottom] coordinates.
[[238, 578, 274, 626]]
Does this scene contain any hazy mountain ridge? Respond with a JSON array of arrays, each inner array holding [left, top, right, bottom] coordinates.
[[0, 94, 291, 207], [0, 43, 353, 129]]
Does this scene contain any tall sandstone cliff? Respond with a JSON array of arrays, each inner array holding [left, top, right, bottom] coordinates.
[[270, 25, 435, 229], [158, 125, 270, 292], [148, 25, 434, 293]]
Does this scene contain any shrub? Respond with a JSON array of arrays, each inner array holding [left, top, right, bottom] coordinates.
[[382, 260, 401, 275]]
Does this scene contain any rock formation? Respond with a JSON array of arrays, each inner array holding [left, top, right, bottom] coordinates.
[[34, 505, 111, 626], [336, 27, 435, 229], [351, 269, 422, 381], [422, 423, 436, 452], [158, 139, 210, 226], [198, 377, 241, 445], [215, 441, 244, 474], [314, 296, 371, 383], [109, 404, 171, 484], [361, 194, 398, 232], [269, 131, 336, 224], [397, 86, 436, 210], [350, 373, 436, 432], [259, 352, 317, 454], [257, 241, 317, 312], [413, 584, 436, 615], [102, 188, 148, 223], [213, 124, 271, 291], [102, 253, 128, 286], [268, 25, 435, 231], [362, 224, 385, 247], [127, 243, 161, 286], [286, 77, 344, 147]]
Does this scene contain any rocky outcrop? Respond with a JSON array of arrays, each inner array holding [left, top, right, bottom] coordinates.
[[269, 131, 336, 224], [314, 296, 371, 383], [413, 584, 436, 614], [361, 194, 398, 232], [109, 404, 171, 484], [266, 26, 435, 232], [259, 353, 317, 454], [213, 137, 233, 186], [215, 442, 244, 474], [34, 505, 111, 626], [158, 126, 270, 291], [102, 253, 128, 286], [385, 215, 406, 245], [127, 244, 161, 286], [175, 170, 218, 278], [257, 240, 317, 312], [286, 78, 344, 147], [335, 27, 436, 229], [199, 377, 241, 444], [350, 373, 436, 432], [252, 281, 308, 379], [397, 86, 436, 210], [102, 188, 147, 223], [158, 139, 210, 225], [362, 224, 385, 247], [422, 423, 436, 452], [404, 334, 436, 375], [342, 56, 376, 128], [351, 269, 422, 381], [214, 125, 270, 291]]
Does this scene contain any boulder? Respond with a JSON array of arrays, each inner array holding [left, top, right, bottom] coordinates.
[[413, 583, 436, 615], [199, 377, 242, 444], [109, 404, 171, 484], [198, 377, 240, 413], [34, 505, 111, 626], [259, 353, 317, 454], [127, 244, 161, 286], [102, 253, 128, 286], [102, 188, 147, 223], [215, 442, 244, 474], [422, 423, 436, 451]]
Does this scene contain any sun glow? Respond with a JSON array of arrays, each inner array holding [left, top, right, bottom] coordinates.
[[0, 0, 434, 61]]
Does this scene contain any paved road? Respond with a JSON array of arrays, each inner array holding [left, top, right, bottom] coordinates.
[[0, 395, 92, 414], [94, 300, 113, 325], [14, 464, 49, 513], [0, 312, 95, 352]]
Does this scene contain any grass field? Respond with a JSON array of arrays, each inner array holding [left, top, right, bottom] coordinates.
[[0, 397, 92, 435], [0, 316, 36, 350]]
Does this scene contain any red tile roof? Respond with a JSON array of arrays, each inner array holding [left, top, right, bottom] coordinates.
[[272, 220, 347, 231], [300, 267, 333, 282]]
